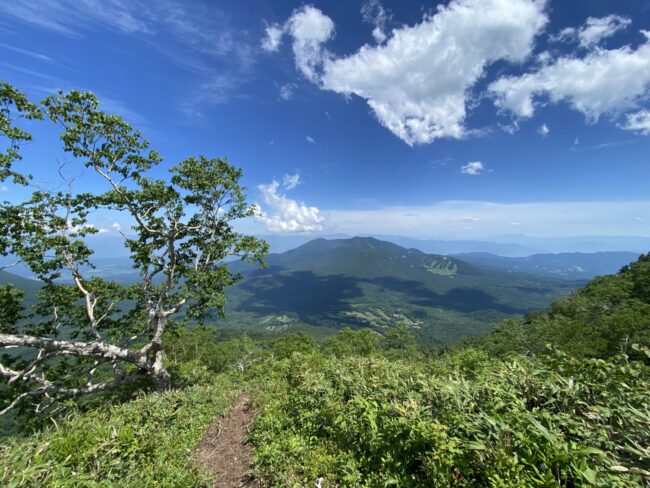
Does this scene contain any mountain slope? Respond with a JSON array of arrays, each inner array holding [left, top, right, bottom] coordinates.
[[222, 237, 581, 345], [0, 270, 42, 307], [258, 236, 478, 279]]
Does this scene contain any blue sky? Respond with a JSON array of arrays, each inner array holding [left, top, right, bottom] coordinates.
[[1, 0, 650, 240]]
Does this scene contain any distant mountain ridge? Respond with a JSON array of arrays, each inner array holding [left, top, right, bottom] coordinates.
[[455, 251, 640, 279], [256, 234, 540, 257], [254, 233, 650, 256]]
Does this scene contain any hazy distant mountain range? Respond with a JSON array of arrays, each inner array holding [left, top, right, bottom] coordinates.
[[257, 234, 650, 256], [454, 251, 640, 280]]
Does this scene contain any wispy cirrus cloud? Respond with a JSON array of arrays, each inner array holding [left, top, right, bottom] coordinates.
[[0, 0, 257, 115], [0, 42, 54, 62], [323, 200, 650, 238]]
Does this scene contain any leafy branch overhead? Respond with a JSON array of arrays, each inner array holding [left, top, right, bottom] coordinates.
[[0, 81, 268, 414]]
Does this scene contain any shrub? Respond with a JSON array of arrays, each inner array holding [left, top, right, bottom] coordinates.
[[249, 351, 650, 487]]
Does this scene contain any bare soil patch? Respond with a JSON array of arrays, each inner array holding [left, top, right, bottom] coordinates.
[[195, 392, 262, 487]]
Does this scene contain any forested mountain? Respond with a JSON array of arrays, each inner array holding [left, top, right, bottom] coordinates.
[[235, 236, 479, 278], [221, 237, 581, 344]]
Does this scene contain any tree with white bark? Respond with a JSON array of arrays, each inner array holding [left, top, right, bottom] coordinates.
[[0, 81, 267, 416]]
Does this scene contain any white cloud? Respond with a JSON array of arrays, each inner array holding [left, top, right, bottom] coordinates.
[[66, 222, 108, 234], [260, 6, 335, 81], [361, 0, 391, 43], [538, 123, 550, 136], [322, 0, 547, 144], [111, 222, 122, 232], [285, 5, 335, 82], [621, 110, 650, 135], [317, 0, 547, 145], [265, 0, 547, 145], [0, 185, 8, 192], [279, 83, 296, 100], [282, 173, 301, 190], [256, 181, 324, 233], [461, 161, 485, 175], [306, 135, 315, 144], [554, 15, 631, 49], [262, 23, 284, 52], [489, 33, 650, 122]]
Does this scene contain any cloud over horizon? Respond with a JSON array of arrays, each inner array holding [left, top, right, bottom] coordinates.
[[255, 180, 324, 233], [321, 200, 650, 238]]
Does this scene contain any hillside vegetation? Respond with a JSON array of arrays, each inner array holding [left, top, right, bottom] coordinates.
[[1, 254, 649, 486], [223, 237, 581, 345], [470, 253, 650, 359]]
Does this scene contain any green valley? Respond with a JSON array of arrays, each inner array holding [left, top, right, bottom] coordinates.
[[220, 237, 582, 345]]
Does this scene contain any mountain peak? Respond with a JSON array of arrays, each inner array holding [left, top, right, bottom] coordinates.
[[270, 237, 478, 278]]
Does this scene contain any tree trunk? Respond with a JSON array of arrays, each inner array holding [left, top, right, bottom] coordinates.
[[151, 349, 172, 392]]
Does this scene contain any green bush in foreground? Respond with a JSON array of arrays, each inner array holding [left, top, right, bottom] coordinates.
[[0, 377, 237, 487], [249, 351, 650, 487]]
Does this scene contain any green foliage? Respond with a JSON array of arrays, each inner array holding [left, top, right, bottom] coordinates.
[[0, 81, 42, 185], [249, 351, 650, 487], [271, 332, 318, 360], [3, 251, 650, 486], [0, 377, 238, 487], [0, 284, 24, 334], [472, 253, 650, 359], [164, 326, 265, 386], [380, 323, 422, 359], [323, 327, 380, 357]]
